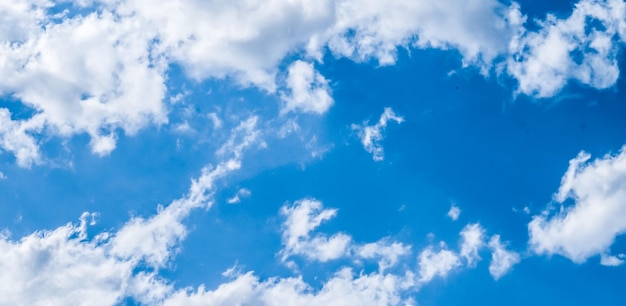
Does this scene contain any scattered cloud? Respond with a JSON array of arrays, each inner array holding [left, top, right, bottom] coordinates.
[[529, 147, 626, 264], [488, 235, 520, 280], [356, 239, 412, 273], [459, 223, 486, 267], [352, 107, 404, 161], [447, 204, 461, 221], [281, 60, 333, 114], [417, 244, 461, 283], [600, 253, 625, 267], [279, 199, 352, 262], [507, 0, 626, 97], [0, 0, 624, 165], [227, 188, 252, 204]]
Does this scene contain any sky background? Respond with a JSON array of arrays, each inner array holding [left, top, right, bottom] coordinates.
[[1, 0, 626, 305]]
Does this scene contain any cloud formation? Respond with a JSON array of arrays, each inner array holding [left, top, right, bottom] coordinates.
[[0, 0, 624, 165], [352, 107, 404, 161], [529, 147, 626, 265]]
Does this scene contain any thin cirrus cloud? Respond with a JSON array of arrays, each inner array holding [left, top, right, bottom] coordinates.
[[0, 0, 624, 166]]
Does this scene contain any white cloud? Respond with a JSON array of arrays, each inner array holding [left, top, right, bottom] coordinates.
[[164, 268, 416, 306], [279, 199, 352, 262], [417, 244, 461, 283], [316, 0, 522, 68], [529, 147, 626, 264], [600, 253, 625, 267], [0, 0, 623, 166], [447, 204, 461, 221], [356, 239, 412, 272], [281, 60, 333, 114], [0, 154, 242, 305], [507, 0, 626, 97], [488, 235, 520, 280], [227, 188, 252, 204], [352, 108, 404, 161], [0, 109, 40, 167], [0, 11, 167, 163], [459, 223, 485, 267], [0, 118, 260, 305]]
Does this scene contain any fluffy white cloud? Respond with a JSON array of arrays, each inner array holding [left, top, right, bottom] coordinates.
[[0, 10, 167, 163], [0, 109, 41, 167], [320, 0, 522, 68], [0, 118, 260, 305], [356, 239, 412, 272], [279, 199, 352, 262], [281, 60, 333, 114], [352, 108, 404, 161], [164, 268, 416, 306], [459, 223, 486, 267], [487, 235, 520, 280], [507, 0, 626, 97], [0, 155, 241, 305], [447, 204, 461, 221], [600, 253, 625, 267], [105, 0, 336, 91], [417, 244, 461, 283], [529, 147, 626, 264], [1, 0, 624, 166]]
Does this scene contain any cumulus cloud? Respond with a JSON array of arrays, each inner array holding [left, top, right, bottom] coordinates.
[[281, 60, 333, 114], [0, 155, 242, 305], [0, 117, 261, 305], [487, 235, 520, 280], [0, 10, 167, 163], [459, 223, 486, 267], [507, 0, 626, 97], [0, 181, 521, 304], [600, 253, 625, 267], [279, 199, 352, 262], [417, 244, 461, 283], [529, 147, 626, 264], [164, 268, 416, 306], [0, 0, 624, 165], [352, 108, 404, 161], [447, 204, 461, 221], [356, 239, 412, 273]]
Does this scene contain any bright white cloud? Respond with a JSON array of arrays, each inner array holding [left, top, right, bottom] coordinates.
[[352, 107, 404, 161], [529, 147, 626, 264], [447, 204, 461, 221], [279, 199, 352, 262], [0, 0, 623, 166], [319, 0, 522, 68], [0, 11, 167, 163], [417, 244, 461, 283], [459, 223, 485, 267], [281, 60, 333, 114], [0, 154, 241, 305], [488, 235, 520, 280], [0, 109, 41, 167], [356, 239, 412, 272], [0, 118, 260, 305], [507, 0, 626, 97], [164, 268, 416, 306]]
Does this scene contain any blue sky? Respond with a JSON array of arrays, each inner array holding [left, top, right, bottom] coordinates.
[[1, 0, 626, 305]]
